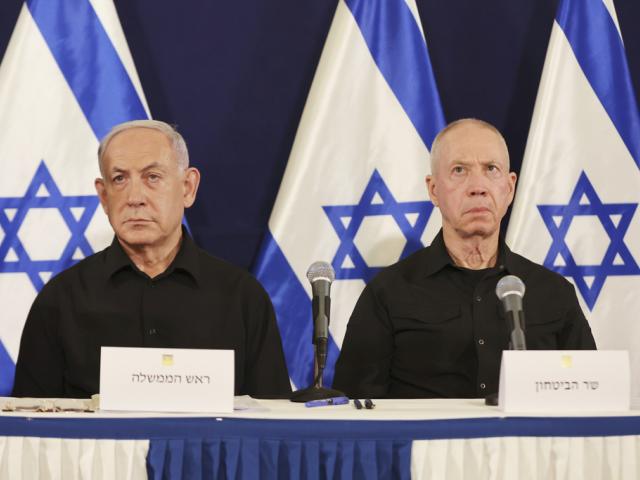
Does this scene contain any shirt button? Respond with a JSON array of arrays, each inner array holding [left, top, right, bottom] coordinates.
[[475, 295, 482, 302], [498, 265, 505, 270], [478, 339, 485, 345], [148, 328, 157, 335], [480, 383, 486, 390]]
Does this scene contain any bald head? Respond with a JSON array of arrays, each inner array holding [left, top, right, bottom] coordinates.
[[430, 118, 509, 176]]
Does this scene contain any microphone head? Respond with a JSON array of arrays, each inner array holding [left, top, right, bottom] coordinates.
[[306, 261, 335, 283], [496, 275, 525, 300]]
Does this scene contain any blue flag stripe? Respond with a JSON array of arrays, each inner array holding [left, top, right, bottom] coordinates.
[[27, 0, 148, 141], [254, 232, 341, 389], [0, 343, 14, 394], [345, 0, 445, 150], [556, 0, 640, 170]]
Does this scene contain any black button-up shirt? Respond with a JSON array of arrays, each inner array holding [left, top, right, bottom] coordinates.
[[12, 233, 291, 398], [333, 230, 596, 398]]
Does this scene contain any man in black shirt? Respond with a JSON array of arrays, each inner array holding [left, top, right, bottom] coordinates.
[[333, 119, 595, 399], [12, 120, 290, 398]]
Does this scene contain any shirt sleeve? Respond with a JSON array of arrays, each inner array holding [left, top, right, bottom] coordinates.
[[12, 284, 65, 398], [559, 282, 597, 349], [333, 282, 394, 398], [241, 276, 292, 398]]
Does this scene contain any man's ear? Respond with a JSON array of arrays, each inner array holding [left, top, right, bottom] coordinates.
[[507, 171, 517, 204], [94, 178, 108, 214], [426, 174, 438, 207], [182, 167, 201, 208]]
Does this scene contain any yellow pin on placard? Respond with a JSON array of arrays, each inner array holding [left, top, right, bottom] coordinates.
[[561, 355, 573, 368], [162, 354, 174, 366]]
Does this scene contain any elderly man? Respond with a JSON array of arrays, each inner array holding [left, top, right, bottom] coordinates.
[[333, 119, 595, 399], [12, 120, 290, 398]]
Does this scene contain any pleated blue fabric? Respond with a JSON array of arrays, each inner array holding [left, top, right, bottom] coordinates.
[[147, 437, 412, 480]]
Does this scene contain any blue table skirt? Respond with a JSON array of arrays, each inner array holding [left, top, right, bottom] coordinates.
[[3, 415, 640, 479]]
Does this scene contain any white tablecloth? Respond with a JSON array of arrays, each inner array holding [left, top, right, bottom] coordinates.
[[2, 399, 640, 479]]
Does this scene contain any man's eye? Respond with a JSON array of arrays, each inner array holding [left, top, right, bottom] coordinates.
[[112, 175, 124, 183], [453, 166, 465, 174], [148, 174, 160, 182], [487, 165, 497, 171]]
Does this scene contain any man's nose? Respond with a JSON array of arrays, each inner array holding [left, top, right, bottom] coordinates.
[[468, 171, 488, 196], [126, 177, 146, 206]]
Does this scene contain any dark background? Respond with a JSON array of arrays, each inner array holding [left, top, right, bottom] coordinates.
[[1, 1, 639, 270]]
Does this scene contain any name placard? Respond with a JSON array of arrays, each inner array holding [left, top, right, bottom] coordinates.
[[498, 350, 629, 413], [100, 347, 234, 413]]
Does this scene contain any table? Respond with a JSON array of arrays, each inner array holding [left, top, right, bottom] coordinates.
[[2, 399, 640, 479]]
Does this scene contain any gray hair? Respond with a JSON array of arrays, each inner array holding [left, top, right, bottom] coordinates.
[[98, 119, 189, 175], [430, 118, 509, 174]]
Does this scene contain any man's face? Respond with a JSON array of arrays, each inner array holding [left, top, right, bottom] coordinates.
[[95, 127, 198, 250], [426, 123, 516, 239]]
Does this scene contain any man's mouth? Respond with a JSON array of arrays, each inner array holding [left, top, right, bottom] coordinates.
[[125, 218, 152, 223], [466, 207, 490, 214]]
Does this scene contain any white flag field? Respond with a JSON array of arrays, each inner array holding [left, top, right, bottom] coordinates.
[[0, 0, 149, 394], [253, 0, 446, 389], [507, 0, 640, 401]]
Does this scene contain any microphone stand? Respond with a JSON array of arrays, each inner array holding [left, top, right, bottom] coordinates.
[[485, 305, 527, 406], [291, 262, 345, 402], [507, 309, 527, 351], [290, 340, 345, 402]]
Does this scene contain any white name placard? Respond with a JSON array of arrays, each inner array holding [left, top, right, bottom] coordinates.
[[498, 350, 629, 413], [100, 347, 234, 413]]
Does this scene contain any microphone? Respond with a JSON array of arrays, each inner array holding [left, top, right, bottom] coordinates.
[[290, 261, 344, 402], [496, 275, 527, 350], [306, 261, 334, 372]]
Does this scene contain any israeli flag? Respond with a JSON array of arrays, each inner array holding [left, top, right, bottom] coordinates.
[[0, 0, 149, 394], [507, 0, 640, 402], [253, 0, 445, 389]]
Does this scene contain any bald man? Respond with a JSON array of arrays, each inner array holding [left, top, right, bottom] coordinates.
[[333, 119, 595, 399]]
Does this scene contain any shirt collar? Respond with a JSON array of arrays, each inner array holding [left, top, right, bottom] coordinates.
[[500, 240, 530, 280], [422, 228, 521, 278], [421, 229, 452, 277], [104, 227, 201, 285]]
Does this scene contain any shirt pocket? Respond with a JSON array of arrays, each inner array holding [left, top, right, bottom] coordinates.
[[524, 312, 563, 348], [389, 303, 461, 333]]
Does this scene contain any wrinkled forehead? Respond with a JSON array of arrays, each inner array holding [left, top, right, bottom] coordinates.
[[102, 128, 175, 169], [437, 123, 509, 169]]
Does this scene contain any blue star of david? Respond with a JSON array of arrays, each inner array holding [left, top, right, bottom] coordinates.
[[0, 160, 100, 292], [538, 171, 639, 311], [323, 169, 433, 282]]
